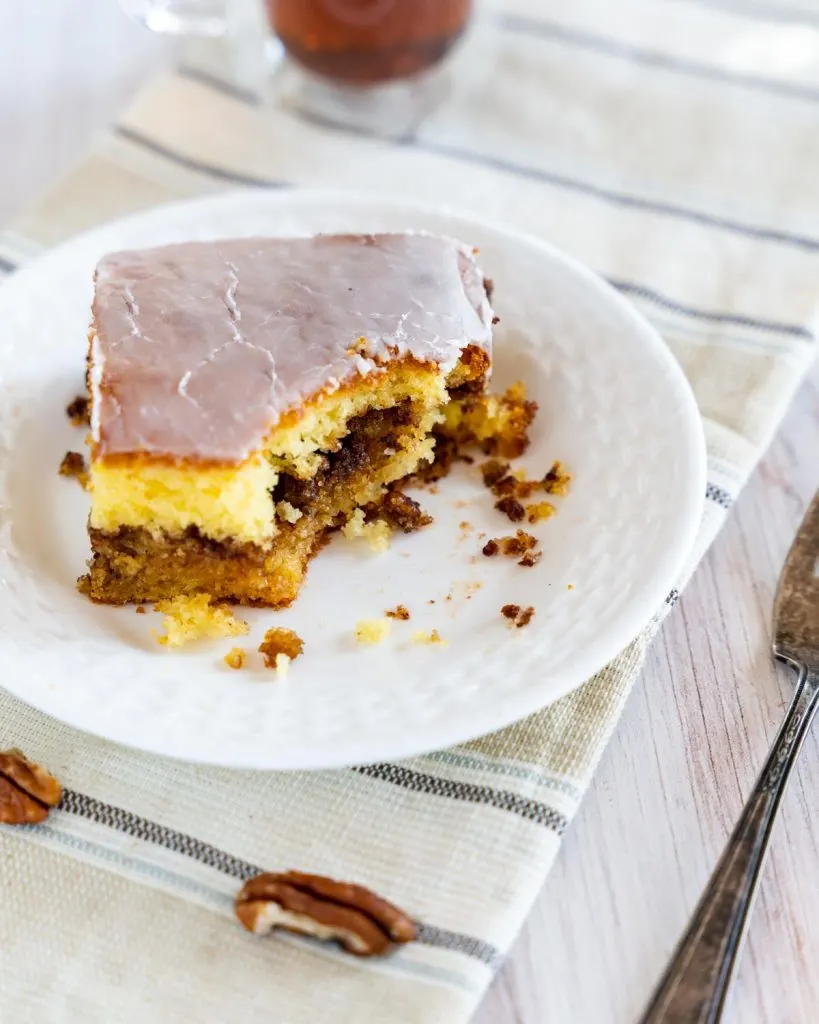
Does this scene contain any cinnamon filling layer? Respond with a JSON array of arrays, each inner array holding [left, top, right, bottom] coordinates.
[[272, 401, 414, 511]]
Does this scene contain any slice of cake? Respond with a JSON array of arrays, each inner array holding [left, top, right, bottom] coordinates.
[[81, 233, 493, 606]]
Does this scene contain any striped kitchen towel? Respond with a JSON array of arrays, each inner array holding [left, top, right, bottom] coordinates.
[[1, 1, 817, 1021]]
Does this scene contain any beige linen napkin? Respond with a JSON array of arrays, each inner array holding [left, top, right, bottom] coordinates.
[[1, 1, 817, 1021]]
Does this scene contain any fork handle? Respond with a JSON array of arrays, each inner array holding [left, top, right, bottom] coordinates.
[[638, 662, 819, 1024]]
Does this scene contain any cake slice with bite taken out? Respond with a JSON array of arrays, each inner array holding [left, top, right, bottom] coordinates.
[[81, 232, 494, 606]]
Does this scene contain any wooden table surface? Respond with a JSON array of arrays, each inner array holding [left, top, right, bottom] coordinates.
[[3, 2, 818, 1021]]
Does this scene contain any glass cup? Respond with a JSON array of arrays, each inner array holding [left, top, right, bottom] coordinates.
[[121, 0, 475, 136]]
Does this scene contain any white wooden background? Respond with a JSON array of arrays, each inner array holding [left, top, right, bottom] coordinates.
[[1, 2, 818, 1021]]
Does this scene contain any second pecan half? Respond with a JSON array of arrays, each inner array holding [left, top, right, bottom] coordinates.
[[0, 748, 63, 825], [235, 870, 417, 957]]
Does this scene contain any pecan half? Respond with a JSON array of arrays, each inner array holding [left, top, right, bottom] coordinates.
[[235, 870, 416, 957], [0, 749, 62, 825]]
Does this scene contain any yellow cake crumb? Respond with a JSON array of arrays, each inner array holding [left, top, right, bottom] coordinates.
[[412, 629, 448, 646], [355, 618, 392, 645], [343, 509, 393, 553], [543, 461, 572, 497], [276, 501, 303, 524], [526, 501, 556, 524], [154, 594, 249, 648], [224, 647, 246, 670]]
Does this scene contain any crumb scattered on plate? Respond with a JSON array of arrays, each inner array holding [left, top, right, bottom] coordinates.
[[135, 605, 146, 615], [343, 509, 392, 552], [154, 594, 249, 648], [481, 458, 571, 519], [480, 459, 511, 489], [58, 451, 88, 489], [501, 604, 536, 628], [495, 497, 526, 523], [459, 520, 474, 540], [543, 461, 572, 497], [259, 628, 304, 668], [224, 647, 246, 670], [65, 394, 89, 427], [355, 618, 391, 645], [482, 529, 541, 567], [526, 501, 556, 524], [518, 550, 542, 568], [385, 605, 411, 621], [482, 529, 538, 558], [412, 629, 447, 646]]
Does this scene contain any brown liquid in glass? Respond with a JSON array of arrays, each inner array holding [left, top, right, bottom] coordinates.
[[268, 0, 473, 85]]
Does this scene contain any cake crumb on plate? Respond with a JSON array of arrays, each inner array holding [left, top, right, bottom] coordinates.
[[385, 605, 411, 620], [501, 604, 536, 628], [154, 594, 249, 648], [412, 629, 447, 646], [224, 647, 246, 670], [526, 501, 556, 524], [543, 461, 572, 496], [355, 618, 391, 645], [58, 451, 88, 489], [483, 529, 539, 559], [495, 496, 526, 523], [259, 628, 304, 668], [65, 394, 89, 427], [518, 550, 542, 568], [481, 457, 571, 510]]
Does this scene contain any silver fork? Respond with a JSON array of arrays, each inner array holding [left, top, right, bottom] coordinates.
[[638, 491, 819, 1024]]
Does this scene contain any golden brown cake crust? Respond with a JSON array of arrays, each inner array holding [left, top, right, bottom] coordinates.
[[82, 524, 317, 607]]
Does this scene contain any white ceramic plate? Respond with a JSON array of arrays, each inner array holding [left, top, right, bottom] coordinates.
[[0, 191, 705, 769]]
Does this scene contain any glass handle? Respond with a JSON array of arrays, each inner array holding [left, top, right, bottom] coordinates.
[[120, 0, 275, 95]]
